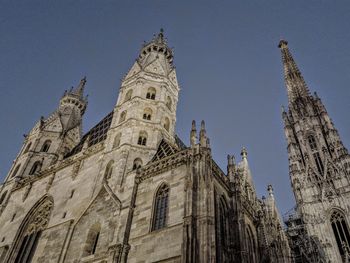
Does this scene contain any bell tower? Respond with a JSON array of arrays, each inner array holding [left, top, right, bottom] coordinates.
[[105, 29, 180, 168], [279, 40, 350, 262]]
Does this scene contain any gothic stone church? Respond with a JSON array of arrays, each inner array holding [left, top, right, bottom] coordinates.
[[0, 31, 347, 263]]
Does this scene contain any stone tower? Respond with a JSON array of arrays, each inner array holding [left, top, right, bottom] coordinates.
[[2, 77, 87, 184], [279, 40, 350, 262]]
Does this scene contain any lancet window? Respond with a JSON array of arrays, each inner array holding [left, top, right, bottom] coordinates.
[[29, 161, 41, 175], [12, 197, 53, 263], [307, 135, 324, 175], [137, 131, 147, 146], [143, 108, 153, 120], [41, 140, 51, 153], [124, 89, 133, 102], [83, 224, 101, 257], [132, 158, 143, 170], [330, 210, 350, 257], [152, 184, 169, 231]]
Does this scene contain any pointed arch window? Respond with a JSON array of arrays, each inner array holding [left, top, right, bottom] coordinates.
[[146, 87, 156, 100], [124, 89, 133, 102], [104, 161, 114, 180], [119, 111, 127, 124], [246, 226, 257, 263], [23, 142, 32, 154], [143, 108, 153, 120], [308, 135, 324, 175], [29, 161, 41, 175], [11, 197, 53, 263], [132, 158, 143, 170], [41, 140, 51, 153], [137, 131, 147, 146], [83, 224, 101, 257], [330, 210, 350, 257], [164, 117, 170, 132], [215, 196, 229, 262], [113, 133, 121, 148], [11, 164, 21, 178], [166, 96, 172, 110], [152, 184, 169, 231]]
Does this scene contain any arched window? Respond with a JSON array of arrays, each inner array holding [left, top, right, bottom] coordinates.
[[11, 197, 53, 263], [11, 164, 21, 178], [104, 161, 114, 180], [308, 135, 324, 175], [83, 224, 101, 257], [330, 210, 350, 257], [23, 142, 32, 154], [246, 226, 257, 263], [146, 87, 156, 100], [0, 191, 7, 205], [166, 96, 172, 110], [119, 111, 127, 123], [143, 108, 153, 120], [29, 161, 42, 175], [215, 196, 230, 262], [124, 89, 133, 102], [113, 133, 121, 148], [137, 131, 147, 146], [152, 184, 169, 231], [164, 117, 170, 132], [132, 158, 143, 170], [41, 140, 51, 152]]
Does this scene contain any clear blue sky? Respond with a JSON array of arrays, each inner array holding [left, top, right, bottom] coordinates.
[[1, 1, 350, 215]]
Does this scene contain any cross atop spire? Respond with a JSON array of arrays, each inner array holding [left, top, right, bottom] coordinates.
[[278, 40, 310, 104]]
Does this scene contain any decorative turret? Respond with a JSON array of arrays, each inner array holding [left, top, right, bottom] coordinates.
[[190, 120, 197, 147], [227, 154, 236, 182], [199, 120, 208, 147]]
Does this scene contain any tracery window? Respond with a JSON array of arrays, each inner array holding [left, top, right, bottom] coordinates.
[[137, 131, 147, 146], [119, 111, 127, 123], [330, 210, 350, 257], [308, 135, 324, 175], [29, 161, 41, 175], [146, 87, 156, 100], [41, 140, 51, 152], [83, 224, 101, 257], [132, 158, 143, 170], [152, 184, 169, 231], [12, 197, 53, 263], [143, 108, 153, 120], [124, 89, 133, 102]]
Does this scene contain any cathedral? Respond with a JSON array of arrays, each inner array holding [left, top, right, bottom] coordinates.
[[0, 30, 347, 263]]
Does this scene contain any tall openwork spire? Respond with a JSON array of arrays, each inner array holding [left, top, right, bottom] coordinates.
[[278, 40, 310, 103]]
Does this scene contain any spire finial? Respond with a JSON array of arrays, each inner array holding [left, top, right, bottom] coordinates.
[[190, 120, 197, 147], [279, 40, 310, 104]]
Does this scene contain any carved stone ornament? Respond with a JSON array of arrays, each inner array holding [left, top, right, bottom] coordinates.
[[25, 199, 53, 235]]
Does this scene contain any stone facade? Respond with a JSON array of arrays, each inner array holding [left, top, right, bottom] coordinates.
[[0, 31, 290, 262], [279, 40, 350, 262]]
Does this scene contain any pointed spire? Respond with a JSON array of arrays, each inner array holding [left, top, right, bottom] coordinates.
[[154, 28, 166, 45], [278, 40, 310, 104], [199, 120, 207, 147], [267, 184, 274, 199], [73, 76, 87, 98], [190, 120, 197, 147], [241, 147, 248, 159]]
